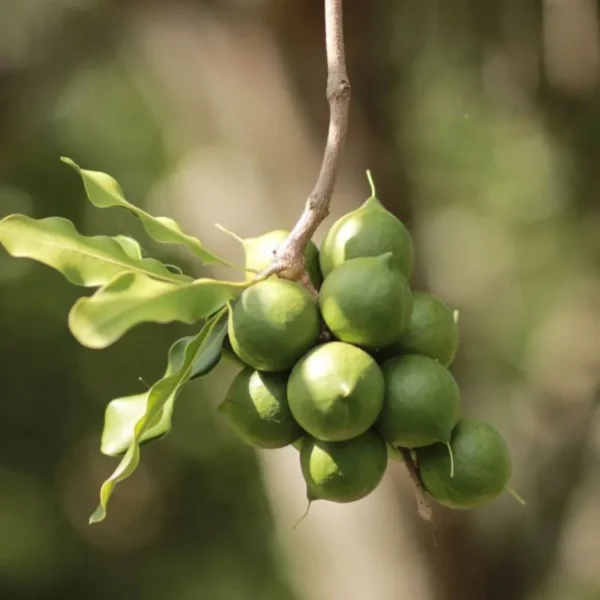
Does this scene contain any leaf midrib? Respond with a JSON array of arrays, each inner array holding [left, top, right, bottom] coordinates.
[[90, 309, 227, 523], [80, 178, 204, 253], [29, 234, 187, 285], [136, 310, 227, 438]]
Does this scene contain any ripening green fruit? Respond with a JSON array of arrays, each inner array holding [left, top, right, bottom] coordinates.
[[228, 279, 320, 372], [319, 177, 414, 279], [221, 336, 247, 369], [319, 253, 413, 349], [219, 367, 302, 448], [376, 354, 460, 448], [238, 229, 322, 289], [300, 431, 388, 503], [417, 419, 512, 509], [390, 291, 459, 366], [287, 342, 385, 442]]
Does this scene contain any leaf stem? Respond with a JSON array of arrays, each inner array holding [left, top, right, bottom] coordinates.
[[366, 169, 377, 198], [507, 487, 527, 506], [446, 441, 455, 478], [215, 223, 244, 245], [213, 224, 261, 274]]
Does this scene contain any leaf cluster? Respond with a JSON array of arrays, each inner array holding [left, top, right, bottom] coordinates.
[[0, 159, 249, 522]]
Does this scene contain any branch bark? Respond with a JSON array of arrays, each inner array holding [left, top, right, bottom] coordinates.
[[269, 0, 351, 290], [399, 448, 438, 545]]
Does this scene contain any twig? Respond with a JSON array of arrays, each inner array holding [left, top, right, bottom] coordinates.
[[399, 448, 438, 545], [271, 0, 351, 285]]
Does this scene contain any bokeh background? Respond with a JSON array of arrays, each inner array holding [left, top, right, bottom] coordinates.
[[1, 1, 600, 599]]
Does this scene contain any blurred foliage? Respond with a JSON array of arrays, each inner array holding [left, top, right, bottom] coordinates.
[[0, 4, 297, 600], [1, 1, 600, 599]]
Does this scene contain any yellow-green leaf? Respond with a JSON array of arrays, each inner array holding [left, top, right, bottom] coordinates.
[[0, 214, 189, 286], [101, 393, 174, 456], [100, 315, 228, 457], [90, 443, 140, 524], [90, 309, 227, 524], [113, 235, 144, 260], [62, 157, 232, 266], [100, 335, 189, 457], [68, 272, 244, 349]]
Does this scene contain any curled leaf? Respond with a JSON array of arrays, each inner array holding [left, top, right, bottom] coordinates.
[[101, 393, 174, 457], [62, 157, 233, 267], [113, 235, 144, 260], [100, 314, 229, 457], [89, 443, 141, 525], [68, 272, 243, 349], [90, 309, 228, 524]]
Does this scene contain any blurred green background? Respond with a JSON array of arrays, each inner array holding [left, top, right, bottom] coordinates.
[[1, 1, 599, 599]]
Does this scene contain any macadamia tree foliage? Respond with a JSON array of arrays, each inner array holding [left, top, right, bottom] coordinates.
[[0, 164, 519, 524], [0, 0, 521, 532]]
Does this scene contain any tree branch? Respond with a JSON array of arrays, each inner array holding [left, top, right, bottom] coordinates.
[[399, 448, 438, 545], [270, 0, 351, 289], [250, 1, 437, 537]]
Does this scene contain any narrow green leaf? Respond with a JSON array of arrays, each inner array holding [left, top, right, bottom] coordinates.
[[68, 272, 243, 349], [89, 443, 140, 524], [0, 214, 190, 287], [62, 157, 232, 267], [189, 314, 228, 379], [164, 263, 184, 275], [100, 342, 182, 458], [135, 309, 228, 450], [113, 235, 144, 260], [165, 336, 194, 377], [90, 309, 227, 524], [190, 318, 227, 379], [100, 314, 228, 457], [171, 318, 229, 380], [136, 310, 227, 442], [101, 393, 175, 456], [115, 236, 188, 278]]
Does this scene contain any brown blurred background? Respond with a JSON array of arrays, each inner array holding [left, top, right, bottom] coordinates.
[[1, 1, 600, 599]]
